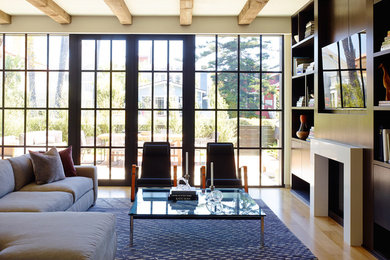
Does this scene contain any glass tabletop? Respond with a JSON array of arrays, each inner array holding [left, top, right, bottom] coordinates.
[[129, 188, 266, 219]]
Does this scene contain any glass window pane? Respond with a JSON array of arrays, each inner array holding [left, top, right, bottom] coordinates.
[[27, 72, 47, 108], [217, 111, 237, 146], [171, 148, 183, 177], [169, 111, 182, 147], [5, 35, 25, 69], [112, 72, 125, 109], [81, 110, 95, 146], [5, 72, 25, 108], [154, 110, 167, 141], [4, 147, 24, 159], [154, 40, 167, 71], [195, 36, 216, 71], [26, 110, 46, 146], [4, 110, 24, 145], [240, 111, 259, 147], [262, 36, 282, 72], [169, 73, 182, 109], [137, 148, 143, 174], [240, 36, 260, 71], [195, 72, 215, 109], [217, 72, 237, 109], [81, 72, 95, 108], [27, 35, 47, 70], [49, 35, 69, 70], [194, 149, 206, 186], [261, 149, 281, 186], [97, 72, 110, 108], [154, 73, 167, 109], [0, 35, 3, 69], [169, 40, 183, 71], [82, 40, 95, 70], [139, 40, 152, 70], [0, 73, 2, 107], [138, 73, 152, 109], [49, 110, 68, 145], [96, 148, 109, 179], [81, 148, 94, 165], [262, 73, 281, 110], [240, 73, 260, 109], [240, 149, 260, 186], [112, 110, 125, 146], [0, 110, 2, 140], [195, 111, 215, 147], [262, 111, 281, 148], [111, 148, 125, 179], [138, 111, 151, 147], [96, 110, 110, 147], [97, 40, 110, 70], [49, 72, 69, 108], [217, 35, 238, 71], [112, 40, 126, 70]]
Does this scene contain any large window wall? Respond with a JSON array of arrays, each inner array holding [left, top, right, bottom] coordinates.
[[194, 35, 283, 186], [0, 34, 69, 158]]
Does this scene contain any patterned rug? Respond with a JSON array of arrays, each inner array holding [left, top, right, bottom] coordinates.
[[89, 198, 317, 259]]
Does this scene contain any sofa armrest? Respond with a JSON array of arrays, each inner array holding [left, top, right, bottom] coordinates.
[[75, 165, 98, 204]]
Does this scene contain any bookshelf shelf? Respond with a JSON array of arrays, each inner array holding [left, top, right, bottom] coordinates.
[[292, 106, 314, 110], [373, 160, 390, 169], [374, 106, 390, 111], [292, 71, 315, 79], [373, 48, 390, 58], [292, 35, 314, 49]]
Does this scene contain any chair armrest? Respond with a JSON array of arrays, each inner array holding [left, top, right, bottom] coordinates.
[[75, 165, 98, 204], [239, 166, 248, 193], [200, 166, 206, 189]]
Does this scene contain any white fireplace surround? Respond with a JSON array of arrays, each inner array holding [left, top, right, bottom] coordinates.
[[310, 138, 363, 246]]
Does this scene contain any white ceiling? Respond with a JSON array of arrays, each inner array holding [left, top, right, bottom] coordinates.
[[0, 0, 310, 17]]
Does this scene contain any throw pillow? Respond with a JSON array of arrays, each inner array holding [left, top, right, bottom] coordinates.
[[29, 147, 66, 185], [59, 146, 77, 177]]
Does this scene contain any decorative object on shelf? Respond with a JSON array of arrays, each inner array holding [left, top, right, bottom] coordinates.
[[293, 35, 299, 43], [296, 96, 305, 107], [304, 21, 314, 38], [380, 31, 390, 51], [306, 127, 315, 142], [296, 115, 310, 140], [379, 63, 390, 101]]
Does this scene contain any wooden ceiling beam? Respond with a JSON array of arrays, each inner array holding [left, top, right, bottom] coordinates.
[[180, 0, 193, 25], [26, 0, 71, 24], [104, 0, 132, 25], [0, 10, 11, 24], [238, 0, 269, 25]]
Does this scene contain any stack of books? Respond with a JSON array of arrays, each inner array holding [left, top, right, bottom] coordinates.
[[293, 57, 312, 75], [306, 62, 315, 73], [381, 31, 390, 51], [379, 100, 390, 106], [305, 21, 315, 38], [296, 63, 311, 74], [306, 127, 315, 142], [168, 190, 198, 201]]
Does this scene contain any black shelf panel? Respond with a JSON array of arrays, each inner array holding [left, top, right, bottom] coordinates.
[[292, 35, 314, 49]]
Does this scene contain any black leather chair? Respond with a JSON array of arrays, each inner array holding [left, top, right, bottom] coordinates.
[[200, 142, 248, 192], [131, 142, 177, 201]]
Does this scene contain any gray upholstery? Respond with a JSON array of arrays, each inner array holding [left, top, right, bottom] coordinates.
[[66, 190, 95, 212], [29, 148, 66, 184], [8, 154, 34, 191], [21, 176, 93, 202], [0, 160, 15, 198], [0, 212, 117, 260], [0, 191, 73, 212], [75, 165, 98, 203]]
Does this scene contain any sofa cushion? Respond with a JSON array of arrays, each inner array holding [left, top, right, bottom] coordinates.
[[0, 160, 15, 198], [20, 176, 93, 202], [0, 212, 117, 260], [8, 154, 34, 191], [59, 146, 77, 177], [0, 191, 73, 212], [29, 148, 65, 185]]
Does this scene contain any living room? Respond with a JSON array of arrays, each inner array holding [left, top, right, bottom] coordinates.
[[0, 0, 385, 259]]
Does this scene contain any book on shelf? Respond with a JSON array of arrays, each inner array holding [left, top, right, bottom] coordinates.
[[379, 127, 390, 163], [379, 100, 390, 106], [305, 21, 315, 38]]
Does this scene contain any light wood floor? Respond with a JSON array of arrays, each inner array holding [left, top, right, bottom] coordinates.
[[98, 187, 376, 260]]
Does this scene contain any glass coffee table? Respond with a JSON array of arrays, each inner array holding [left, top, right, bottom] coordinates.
[[128, 188, 266, 247]]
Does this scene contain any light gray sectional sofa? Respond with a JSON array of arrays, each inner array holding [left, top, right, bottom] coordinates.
[[0, 154, 117, 260]]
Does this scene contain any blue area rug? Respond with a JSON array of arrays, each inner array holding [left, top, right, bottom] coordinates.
[[89, 198, 317, 259]]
